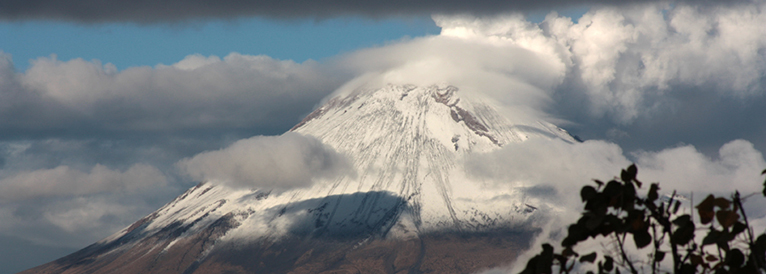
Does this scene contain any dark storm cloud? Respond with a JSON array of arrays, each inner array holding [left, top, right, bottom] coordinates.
[[0, 0, 752, 23]]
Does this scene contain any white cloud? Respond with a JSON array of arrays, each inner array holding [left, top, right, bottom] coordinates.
[[635, 139, 766, 195], [467, 138, 766, 206], [168, 54, 222, 71], [334, 18, 567, 120], [0, 51, 346, 133], [466, 138, 766, 273], [178, 132, 353, 191], [332, 2, 765, 128], [544, 2, 766, 121]]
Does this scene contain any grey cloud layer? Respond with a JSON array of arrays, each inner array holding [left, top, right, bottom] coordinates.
[[0, 163, 165, 202], [0, 0, 750, 23], [0, 50, 348, 271], [0, 139, 175, 250], [0, 52, 347, 138]]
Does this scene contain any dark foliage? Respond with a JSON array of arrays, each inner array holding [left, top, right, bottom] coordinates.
[[520, 165, 766, 274]]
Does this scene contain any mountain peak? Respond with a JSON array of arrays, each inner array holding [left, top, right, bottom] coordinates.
[[294, 84, 572, 153], [23, 84, 576, 274]]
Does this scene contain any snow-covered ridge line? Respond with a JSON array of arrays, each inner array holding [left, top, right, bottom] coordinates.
[[98, 84, 576, 259]]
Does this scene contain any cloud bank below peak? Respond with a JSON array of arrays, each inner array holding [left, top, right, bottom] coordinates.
[[178, 132, 354, 192]]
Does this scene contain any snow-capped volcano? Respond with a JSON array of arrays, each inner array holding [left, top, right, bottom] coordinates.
[[22, 84, 576, 274], [287, 84, 575, 234]]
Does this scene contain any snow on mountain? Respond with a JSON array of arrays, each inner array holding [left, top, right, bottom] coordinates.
[[22, 84, 577, 274], [104, 84, 573, 244]]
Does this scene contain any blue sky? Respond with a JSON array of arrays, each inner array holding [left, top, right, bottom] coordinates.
[[0, 5, 591, 72], [1, 17, 440, 71], [1, 1, 765, 273]]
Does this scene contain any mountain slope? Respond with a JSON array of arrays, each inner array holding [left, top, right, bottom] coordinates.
[[21, 84, 576, 274]]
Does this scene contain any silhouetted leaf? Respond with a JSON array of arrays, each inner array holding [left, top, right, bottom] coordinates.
[[716, 210, 739, 229], [554, 254, 572, 272], [742, 261, 759, 274], [672, 215, 695, 245], [691, 254, 704, 266], [634, 178, 642, 188], [673, 215, 692, 225], [753, 235, 766, 267], [702, 228, 720, 246], [594, 179, 604, 189], [727, 249, 745, 268], [562, 246, 578, 257], [603, 181, 622, 198], [679, 263, 695, 274], [581, 186, 597, 202], [520, 244, 554, 274], [627, 210, 645, 230], [604, 256, 614, 271], [598, 215, 618, 236], [717, 237, 730, 252], [763, 169, 766, 197], [634, 229, 652, 248], [585, 212, 605, 231], [563, 222, 589, 247], [621, 165, 637, 184], [731, 222, 747, 236], [520, 255, 540, 274], [697, 195, 716, 224], [714, 197, 731, 210], [580, 252, 597, 263], [622, 182, 636, 210], [648, 183, 659, 202], [519, 166, 766, 274]]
